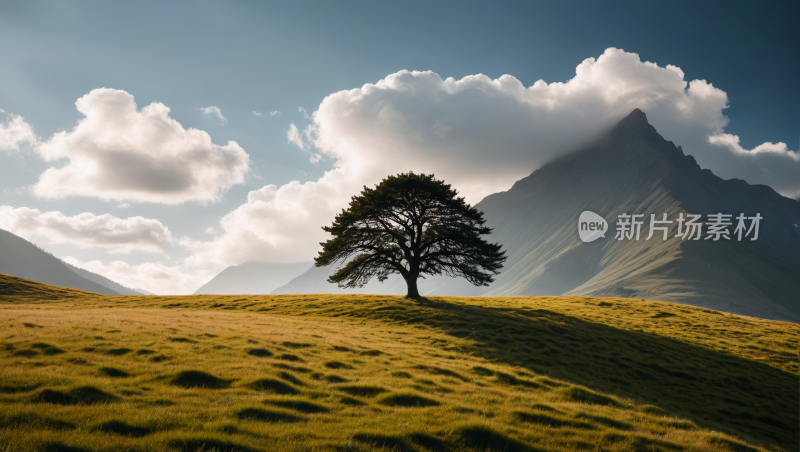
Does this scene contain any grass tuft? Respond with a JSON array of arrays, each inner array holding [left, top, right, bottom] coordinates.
[[323, 360, 353, 369], [494, 371, 539, 388], [376, 391, 441, 407], [453, 423, 536, 452], [470, 366, 494, 376], [32, 386, 117, 405], [335, 384, 388, 397], [170, 370, 231, 389], [350, 433, 417, 452], [235, 407, 304, 423], [264, 398, 330, 413], [98, 366, 129, 378], [246, 348, 273, 357], [276, 353, 304, 362], [247, 378, 300, 395], [557, 386, 621, 406], [0, 412, 75, 430], [276, 371, 304, 386], [167, 437, 259, 452], [92, 419, 152, 437]]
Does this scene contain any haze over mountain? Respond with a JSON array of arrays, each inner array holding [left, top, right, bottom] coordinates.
[[194, 261, 312, 295], [274, 109, 800, 322], [62, 261, 143, 296], [0, 229, 122, 296]]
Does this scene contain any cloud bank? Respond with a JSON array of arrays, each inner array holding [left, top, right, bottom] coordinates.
[[33, 89, 250, 205], [63, 257, 210, 295], [0, 206, 172, 254], [188, 48, 799, 269]]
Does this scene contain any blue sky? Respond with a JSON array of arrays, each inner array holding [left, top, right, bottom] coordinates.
[[0, 0, 797, 293]]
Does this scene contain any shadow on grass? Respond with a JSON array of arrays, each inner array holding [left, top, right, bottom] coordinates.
[[31, 386, 118, 405], [168, 437, 260, 452], [235, 407, 304, 423], [339, 298, 798, 450], [170, 370, 231, 389], [92, 419, 152, 437], [247, 378, 300, 395]]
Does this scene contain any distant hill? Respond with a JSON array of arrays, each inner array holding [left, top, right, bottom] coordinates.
[[194, 261, 312, 295], [0, 229, 119, 296], [0, 272, 104, 300], [62, 261, 143, 295], [276, 109, 800, 322]]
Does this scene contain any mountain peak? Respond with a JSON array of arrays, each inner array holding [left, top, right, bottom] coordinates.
[[617, 108, 649, 127]]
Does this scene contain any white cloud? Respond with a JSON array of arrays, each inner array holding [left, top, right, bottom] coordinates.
[[0, 206, 172, 254], [117, 203, 130, 209], [185, 47, 798, 268], [707, 134, 800, 199], [63, 257, 213, 295], [0, 111, 38, 151], [286, 123, 322, 164], [286, 123, 306, 150], [200, 106, 227, 125], [205, 226, 217, 234], [254, 110, 282, 117], [33, 88, 250, 205]]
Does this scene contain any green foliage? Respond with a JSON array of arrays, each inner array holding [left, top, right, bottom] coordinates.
[[316, 172, 506, 298]]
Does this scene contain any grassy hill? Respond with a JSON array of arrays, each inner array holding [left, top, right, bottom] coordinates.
[[0, 273, 797, 452]]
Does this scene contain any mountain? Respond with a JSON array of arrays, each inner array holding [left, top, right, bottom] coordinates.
[[275, 109, 800, 322], [194, 261, 312, 295], [62, 261, 143, 295], [0, 229, 120, 296]]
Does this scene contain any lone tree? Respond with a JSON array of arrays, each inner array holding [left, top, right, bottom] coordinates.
[[315, 172, 506, 299]]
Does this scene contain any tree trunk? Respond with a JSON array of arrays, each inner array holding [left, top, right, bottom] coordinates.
[[404, 274, 421, 300]]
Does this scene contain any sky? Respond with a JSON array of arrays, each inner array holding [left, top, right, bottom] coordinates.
[[0, 0, 797, 294]]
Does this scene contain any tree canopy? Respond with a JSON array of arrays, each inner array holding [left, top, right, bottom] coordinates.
[[315, 172, 506, 299]]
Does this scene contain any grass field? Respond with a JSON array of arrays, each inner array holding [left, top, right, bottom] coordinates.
[[0, 274, 797, 452]]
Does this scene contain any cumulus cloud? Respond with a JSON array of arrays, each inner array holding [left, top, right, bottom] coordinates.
[[0, 206, 172, 254], [182, 170, 355, 266], [253, 110, 264, 117], [33, 88, 250, 204], [186, 47, 797, 267], [200, 106, 227, 124], [63, 257, 213, 295], [707, 134, 800, 198], [0, 110, 38, 151]]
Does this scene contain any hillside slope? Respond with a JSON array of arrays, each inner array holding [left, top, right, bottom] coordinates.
[[194, 261, 312, 295], [63, 261, 143, 295], [0, 229, 119, 296], [469, 109, 800, 321], [0, 275, 796, 451]]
